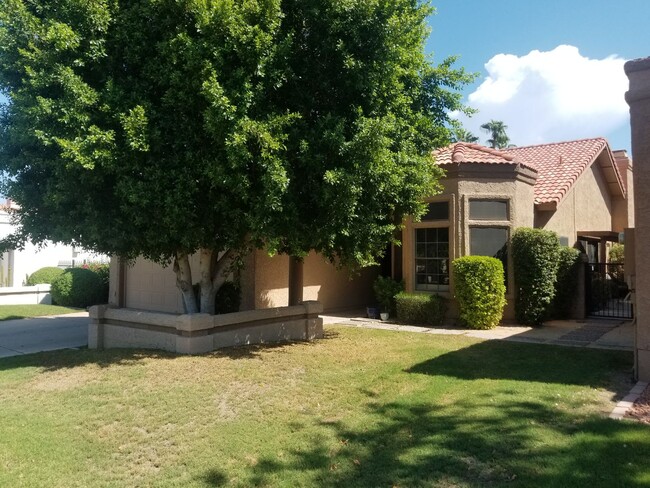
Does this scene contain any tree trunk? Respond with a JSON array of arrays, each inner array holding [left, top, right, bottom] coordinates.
[[199, 248, 217, 314], [174, 252, 198, 314]]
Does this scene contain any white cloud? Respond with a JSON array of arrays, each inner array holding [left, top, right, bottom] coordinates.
[[458, 45, 629, 147]]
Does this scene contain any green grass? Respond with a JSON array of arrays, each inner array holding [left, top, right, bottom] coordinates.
[[0, 304, 81, 321], [0, 326, 648, 487]]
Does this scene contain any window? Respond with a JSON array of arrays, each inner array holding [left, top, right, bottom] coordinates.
[[415, 227, 449, 291], [470, 227, 508, 287], [469, 200, 508, 220], [421, 201, 449, 221]]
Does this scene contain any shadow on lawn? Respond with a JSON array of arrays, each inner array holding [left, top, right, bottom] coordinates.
[[0, 330, 343, 371], [200, 394, 650, 488], [408, 340, 634, 387], [0, 347, 175, 372]]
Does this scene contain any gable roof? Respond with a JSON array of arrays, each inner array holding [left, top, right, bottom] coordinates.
[[434, 138, 626, 208], [433, 142, 537, 172], [502, 138, 626, 206]]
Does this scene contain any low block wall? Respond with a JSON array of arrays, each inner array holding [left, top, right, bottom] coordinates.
[[88, 301, 324, 354], [0, 285, 52, 305]]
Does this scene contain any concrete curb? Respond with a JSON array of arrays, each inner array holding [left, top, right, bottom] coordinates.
[[609, 381, 649, 420]]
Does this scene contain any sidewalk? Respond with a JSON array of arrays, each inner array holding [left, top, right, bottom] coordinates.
[[321, 309, 633, 351], [0, 312, 88, 358]]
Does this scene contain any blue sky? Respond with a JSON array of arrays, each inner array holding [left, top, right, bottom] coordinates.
[[2, 2, 647, 153], [425, 0, 650, 153]]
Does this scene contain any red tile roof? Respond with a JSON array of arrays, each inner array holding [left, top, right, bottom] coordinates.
[[502, 138, 624, 205], [433, 143, 537, 171], [434, 138, 625, 206]]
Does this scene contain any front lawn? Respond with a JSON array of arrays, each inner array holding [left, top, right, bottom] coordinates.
[[0, 304, 81, 321], [0, 326, 648, 487]]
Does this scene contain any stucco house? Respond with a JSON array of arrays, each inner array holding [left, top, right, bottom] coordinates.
[[109, 136, 632, 324], [396, 137, 633, 321]]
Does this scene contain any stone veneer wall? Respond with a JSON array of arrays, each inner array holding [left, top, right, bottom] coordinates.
[[625, 56, 650, 381], [89, 301, 323, 354]]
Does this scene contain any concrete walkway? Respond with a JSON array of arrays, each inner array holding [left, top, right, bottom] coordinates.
[[322, 310, 633, 351], [0, 312, 88, 358]]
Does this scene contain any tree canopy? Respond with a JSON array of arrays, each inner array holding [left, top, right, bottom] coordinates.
[[450, 124, 479, 144], [480, 120, 510, 149], [0, 0, 473, 312]]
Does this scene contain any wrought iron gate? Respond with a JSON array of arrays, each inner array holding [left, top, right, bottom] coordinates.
[[585, 263, 633, 319]]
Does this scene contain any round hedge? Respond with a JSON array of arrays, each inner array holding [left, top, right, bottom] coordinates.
[[51, 268, 107, 308], [452, 256, 506, 329], [26, 266, 65, 285]]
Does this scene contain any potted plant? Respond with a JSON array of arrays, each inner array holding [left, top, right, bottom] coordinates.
[[373, 276, 404, 321]]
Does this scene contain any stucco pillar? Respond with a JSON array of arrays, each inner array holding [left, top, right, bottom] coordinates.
[[625, 56, 650, 381], [108, 256, 125, 307]]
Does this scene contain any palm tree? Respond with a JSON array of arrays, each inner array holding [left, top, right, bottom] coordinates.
[[451, 127, 479, 144], [480, 120, 510, 149]]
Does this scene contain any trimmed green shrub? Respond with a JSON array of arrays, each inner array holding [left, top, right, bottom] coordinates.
[[51, 268, 107, 308], [215, 281, 241, 314], [512, 228, 560, 326], [452, 256, 506, 330], [373, 276, 404, 315], [549, 246, 582, 319], [609, 243, 624, 263], [26, 267, 64, 285], [395, 292, 446, 326]]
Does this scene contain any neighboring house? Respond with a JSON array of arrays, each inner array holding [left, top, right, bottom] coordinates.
[[396, 138, 632, 321], [0, 203, 108, 287], [625, 55, 650, 381]]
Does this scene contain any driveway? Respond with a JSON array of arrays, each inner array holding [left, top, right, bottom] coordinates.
[[0, 312, 88, 358]]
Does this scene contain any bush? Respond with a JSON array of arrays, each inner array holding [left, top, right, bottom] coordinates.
[[26, 266, 64, 285], [373, 276, 404, 315], [215, 281, 241, 314], [395, 292, 446, 326], [452, 256, 506, 330], [609, 243, 624, 263], [549, 247, 582, 319], [512, 228, 560, 326], [191, 281, 242, 314], [82, 262, 109, 284], [51, 267, 107, 308]]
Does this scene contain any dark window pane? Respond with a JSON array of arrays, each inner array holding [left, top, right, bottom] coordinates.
[[421, 202, 449, 221], [470, 227, 508, 289], [438, 227, 449, 242], [416, 243, 426, 258], [469, 200, 508, 220], [438, 243, 449, 258], [470, 227, 508, 257], [425, 228, 436, 242]]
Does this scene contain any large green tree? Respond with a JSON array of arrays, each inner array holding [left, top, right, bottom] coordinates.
[[0, 0, 473, 313]]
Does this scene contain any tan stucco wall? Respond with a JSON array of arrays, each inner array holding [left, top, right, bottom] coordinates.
[[124, 255, 200, 313], [240, 249, 290, 310], [303, 252, 377, 312], [626, 56, 650, 381], [120, 248, 375, 315], [535, 158, 614, 244], [402, 165, 536, 322]]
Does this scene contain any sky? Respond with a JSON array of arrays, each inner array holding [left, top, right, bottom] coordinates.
[[1, 1, 648, 154], [425, 0, 650, 154]]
